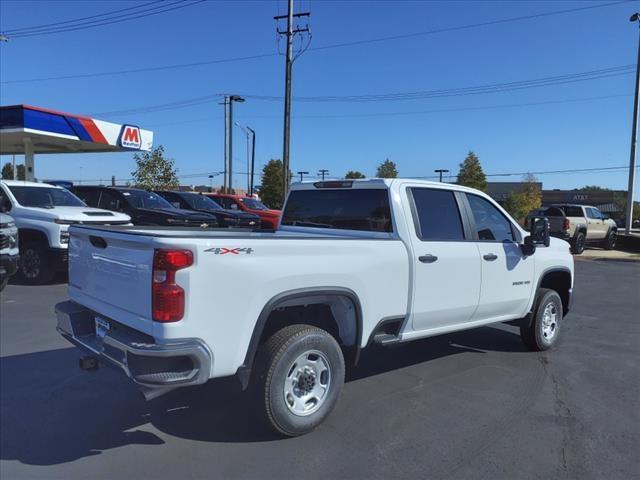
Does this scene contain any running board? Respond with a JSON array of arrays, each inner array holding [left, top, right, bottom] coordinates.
[[372, 333, 402, 346]]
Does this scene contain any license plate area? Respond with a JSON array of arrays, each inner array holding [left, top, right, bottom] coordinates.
[[95, 316, 111, 339]]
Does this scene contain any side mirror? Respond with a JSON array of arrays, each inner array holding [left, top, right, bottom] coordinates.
[[0, 199, 11, 213], [527, 216, 550, 247]]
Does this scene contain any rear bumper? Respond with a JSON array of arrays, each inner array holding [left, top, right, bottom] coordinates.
[[55, 300, 212, 399], [0, 253, 19, 278]]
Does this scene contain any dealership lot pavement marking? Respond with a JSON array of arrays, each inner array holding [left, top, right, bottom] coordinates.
[[1, 261, 639, 479]]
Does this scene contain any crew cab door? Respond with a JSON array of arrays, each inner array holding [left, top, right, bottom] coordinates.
[[463, 193, 534, 321], [404, 186, 482, 331], [585, 207, 607, 240]]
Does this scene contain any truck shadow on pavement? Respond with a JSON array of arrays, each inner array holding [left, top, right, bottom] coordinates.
[[0, 325, 527, 466]]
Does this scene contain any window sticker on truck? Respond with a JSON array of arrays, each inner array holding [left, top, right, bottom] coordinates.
[[204, 247, 253, 255]]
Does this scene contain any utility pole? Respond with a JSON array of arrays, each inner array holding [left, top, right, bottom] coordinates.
[[434, 169, 449, 183], [111, 175, 116, 187], [12, 154, 16, 180], [222, 95, 245, 193], [275, 0, 311, 203], [235, 122, 253, 194], [297, 171, 309, 182], [626, 13, 640, 234], [318, 169, 329, 180]]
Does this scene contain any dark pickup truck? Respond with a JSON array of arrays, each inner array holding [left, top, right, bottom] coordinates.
[[154, 190, 260, 228], [72, 186, 219, 228]]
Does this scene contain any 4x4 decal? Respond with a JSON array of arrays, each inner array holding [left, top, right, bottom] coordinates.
[[205, 247, 253, 255]]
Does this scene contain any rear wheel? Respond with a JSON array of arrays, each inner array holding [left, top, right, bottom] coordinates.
[[571, 232, 586, 255], [17, 242, 54, 285], [253, 324, 345, 437], [520, 288, 563, 351], [603, 230, 616, 250]]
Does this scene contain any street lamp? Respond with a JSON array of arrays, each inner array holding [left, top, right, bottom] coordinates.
[[626, 13, 640, 234], [223, 95, 245, 193], [235, 122, 256, 195], [434, 169, 449, 183]]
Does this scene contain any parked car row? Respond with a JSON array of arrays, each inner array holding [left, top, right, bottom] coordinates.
[[0, 180, 281, 285]]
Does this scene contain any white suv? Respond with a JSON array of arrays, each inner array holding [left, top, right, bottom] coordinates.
[[0, 180, 131, 284]]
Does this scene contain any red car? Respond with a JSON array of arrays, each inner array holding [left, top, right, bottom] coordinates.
[[206, 194, 281, 230]]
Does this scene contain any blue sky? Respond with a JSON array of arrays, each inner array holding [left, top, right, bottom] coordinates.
[[0, 0, 638, 197]]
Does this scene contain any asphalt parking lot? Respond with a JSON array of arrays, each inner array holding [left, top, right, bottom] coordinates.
[[1, 260, 639, 480]]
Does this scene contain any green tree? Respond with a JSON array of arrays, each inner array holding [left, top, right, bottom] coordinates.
[[503, 173, 542, 224], [456, 151, 487, 192], [345, 170, 365, 179], [131, 145, 179, 190], [577, 185, 609, 191], [376, 159, 398, 178], [259, 159, 291, 209], [1, 162, 25, 180]]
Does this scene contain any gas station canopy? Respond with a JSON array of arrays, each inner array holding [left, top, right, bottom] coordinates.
[[0, 104, 153, 180]]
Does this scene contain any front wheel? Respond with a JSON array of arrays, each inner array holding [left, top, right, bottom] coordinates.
[[603, 231, 616, 250], [520, 288, 563, 351], [253, 324, 345, 437], [571, 232, 586, 255], [17, 242, 54, 285]]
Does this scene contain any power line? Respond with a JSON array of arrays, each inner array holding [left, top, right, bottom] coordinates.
[[1, 1, 629, 83], [2, 1, 163, 34], [89, 65, 634, 118], [241, 65, 635, 103], [417, 165, 640, 181], [3, 1, 205, 39], [309, 1, 633, 52], [68, 164, 639, 184]]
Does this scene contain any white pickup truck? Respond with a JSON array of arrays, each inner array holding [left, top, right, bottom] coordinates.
[[56, 179, 574, 436]]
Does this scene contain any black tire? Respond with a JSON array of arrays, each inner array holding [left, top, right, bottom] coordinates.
[[571, 232, 586, 255], [253, 324, 345, 437], [603, 230, 617, 250], [520, 288, 563, 352], [17, 242, 54, 285]]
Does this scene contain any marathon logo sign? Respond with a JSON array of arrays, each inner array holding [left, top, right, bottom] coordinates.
[[118, 125, 142, 149]]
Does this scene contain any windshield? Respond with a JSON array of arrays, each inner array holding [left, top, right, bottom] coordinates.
[[281, 189, 392, 232], [184, 193, 223, 211], [240, 197, 268, 210], [122, 190, 174, 209], [9, 185, 86, 208]]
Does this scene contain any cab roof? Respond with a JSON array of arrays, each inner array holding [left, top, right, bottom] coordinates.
[[1, 179, 63, 189]]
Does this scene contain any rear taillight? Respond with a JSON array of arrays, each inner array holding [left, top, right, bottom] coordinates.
[[563, 218, 571, 231], [152, 249, 193, 322]]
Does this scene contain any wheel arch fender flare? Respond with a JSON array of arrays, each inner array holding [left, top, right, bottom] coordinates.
[[526, 267, 573, 323], [17, 228, 50, 248], [236, 287, 363, 390]]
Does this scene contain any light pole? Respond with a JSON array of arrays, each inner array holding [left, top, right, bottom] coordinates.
[[235, 122, 254, 194], [297, 171, 309, 182], [626, 13, 640, 234], [247, 126, 255, 195], [434, 169, 449, 183], [223, 95, 245, 193]]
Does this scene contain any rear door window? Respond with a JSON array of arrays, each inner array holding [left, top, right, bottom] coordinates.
[[281, 188, 392, 232], [410, 188, 464, 240]]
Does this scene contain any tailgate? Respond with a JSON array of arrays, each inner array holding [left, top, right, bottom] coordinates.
[[68, 227, 155, 334]]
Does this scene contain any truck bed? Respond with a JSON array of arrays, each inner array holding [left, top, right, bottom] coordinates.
[[67, 224, 410, 378]]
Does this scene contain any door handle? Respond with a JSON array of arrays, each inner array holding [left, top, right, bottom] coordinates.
[[483, 253, 498, 261], [419, 254, 438, 263]]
